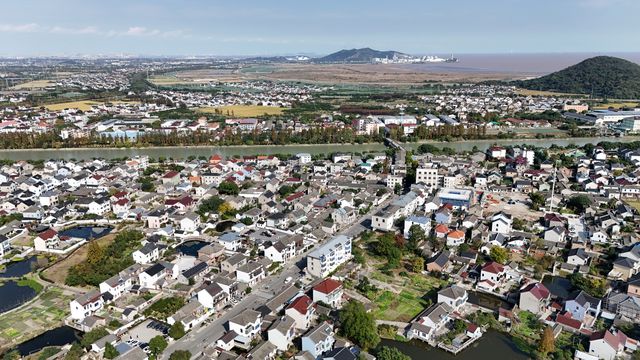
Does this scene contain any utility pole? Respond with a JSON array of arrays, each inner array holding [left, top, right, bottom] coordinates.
[[548, 159, 560, 214]]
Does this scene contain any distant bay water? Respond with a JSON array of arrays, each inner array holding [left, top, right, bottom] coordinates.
[[404, 52, 640, 76]]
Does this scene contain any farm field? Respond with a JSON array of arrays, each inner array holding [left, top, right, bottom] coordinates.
[[44, 100, 138, 111], [9, 80, 54, 90], [197, 105, 286, 117], [0, 286, 73, 351], [592, 102, 640, 109]]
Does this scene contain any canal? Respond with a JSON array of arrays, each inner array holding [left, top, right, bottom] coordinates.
[[15, 326, 82, 357], [0, 136, 637, 161], [381, 330, 529, 360]]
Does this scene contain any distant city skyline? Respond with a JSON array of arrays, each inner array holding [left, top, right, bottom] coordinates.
[[0, 0, 639, 56]]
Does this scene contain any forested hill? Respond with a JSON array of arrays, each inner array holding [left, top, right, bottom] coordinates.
[[515, 56, 640, 99]]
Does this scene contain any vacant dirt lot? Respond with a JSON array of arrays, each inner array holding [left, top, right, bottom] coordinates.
[[42, 233, 116, 285]]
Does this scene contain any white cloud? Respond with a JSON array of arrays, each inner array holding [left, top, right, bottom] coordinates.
[[50, 26, 99, 35], [0, 23, 189, 39], [0, 23, 40, 33]]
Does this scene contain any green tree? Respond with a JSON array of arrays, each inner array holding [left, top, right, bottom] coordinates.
[[411, 257, 425, 273], [408, 224, 425, 251], [377, 346, 410, 360], [538, 326, 555, 356], [529, 192, 545, 210], [104, 343, 119, 359], [80, 327, 109, 348], [149, 336, 168, 357], [218, 181, 240, 195], [489, 246, 509, 264], [566, 195, 592, 213], [86, 241, 104, 265], [169, 350, 192, 360], [64, 343, 84, 360], [2, 350, 20, 360], [339, 300, 380, 350], [169, 322, 186, 340]]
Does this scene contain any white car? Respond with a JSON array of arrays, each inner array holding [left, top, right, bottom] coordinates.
[[284, 276, 293, 284]]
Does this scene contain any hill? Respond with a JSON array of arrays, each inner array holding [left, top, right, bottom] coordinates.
[[516, 56, 640, 99], [315, 48, 409, 63]]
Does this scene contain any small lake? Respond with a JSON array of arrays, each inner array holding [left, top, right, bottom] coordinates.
[[381, 330, 529, 360], [59, 226, 112, 240], [0, 280, 37, 313], [16, 326, 82, 357], [0, 257, 40, 278], [176, 240, 207, 257]]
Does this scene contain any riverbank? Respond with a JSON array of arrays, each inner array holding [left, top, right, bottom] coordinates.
[[1, 136, 639, 161]]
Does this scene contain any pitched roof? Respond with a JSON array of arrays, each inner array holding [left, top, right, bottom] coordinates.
[[313, 278, 343, 295], [287, 295, 313, 315], [521, 282, 550, 301], [482, 261, 505, 274]]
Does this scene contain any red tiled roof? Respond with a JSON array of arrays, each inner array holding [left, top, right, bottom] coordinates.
[[163, 170, 179, 178], [313, 278, 342, 295], [447, 230, 465, 239], [522, 282, 550, 301], [287, 295, 313, 315], [435, 224, 449, 234], [38, 229, 58, 240], [556, 312, 582, 330], [482, 261, 505, 274]]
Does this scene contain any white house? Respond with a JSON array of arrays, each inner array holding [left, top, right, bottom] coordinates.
[[236, 262, 265, 286], [197, 282, 229, 311], [132, 243, 160, 264], [285, 295, 315, 331], [70, 290, 104, 320], [301, 322, 335, 359], [267, 315, 296, 351], [588, 329, 637, 360], [138, 263, 167, 289], [312, 278, 344, 308], [307, 235, 352, 278], [491, 212, 512, 234], [437, 285, 468, 310]]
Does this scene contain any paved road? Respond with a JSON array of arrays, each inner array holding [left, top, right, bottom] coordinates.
[[161, 194, 397, 359]]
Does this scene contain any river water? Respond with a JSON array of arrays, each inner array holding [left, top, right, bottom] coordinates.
[[381, 330, 529, 360], [0, 280, 37, 313], [0, 137, 637, 161]]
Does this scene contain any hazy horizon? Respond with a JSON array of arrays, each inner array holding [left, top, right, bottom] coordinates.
[[1, 0, 639, 57]]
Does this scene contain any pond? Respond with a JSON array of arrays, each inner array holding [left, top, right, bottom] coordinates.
[[215, 220, 235, 233], [16, 326, 83, 357], [58, 226, 112, 240], [542, 275, 574, 299], [0, 280, 37, 313], [0, 257, 40, 278], [467, 290, 513, 310], [176, 240, 207, 257], [381, 330, 529, 360]]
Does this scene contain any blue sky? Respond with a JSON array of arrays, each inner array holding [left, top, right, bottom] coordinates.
[[0, 0, 638, 56]]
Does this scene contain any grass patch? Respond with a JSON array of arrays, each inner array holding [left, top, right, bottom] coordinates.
[[197, 105, 286, 117], [17, 277, 43, 293]]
